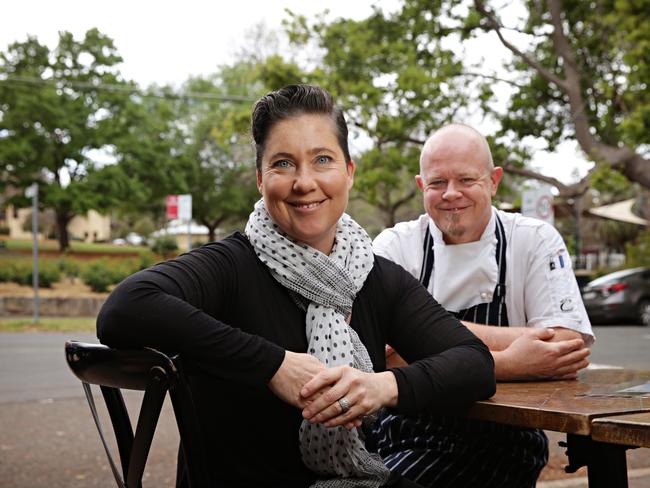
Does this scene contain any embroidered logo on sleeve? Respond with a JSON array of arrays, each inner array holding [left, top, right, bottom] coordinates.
[[560, 298, 575, 312]]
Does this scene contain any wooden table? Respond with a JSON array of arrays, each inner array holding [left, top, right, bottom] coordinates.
[[467, 368, 650, 488], [591, 412, 650, 448]]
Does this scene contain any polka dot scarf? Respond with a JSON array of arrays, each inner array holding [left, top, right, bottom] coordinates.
[[245, 199, 390, 488]]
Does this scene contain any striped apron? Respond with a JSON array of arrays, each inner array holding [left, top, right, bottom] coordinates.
[[373, 216, 548, 487]]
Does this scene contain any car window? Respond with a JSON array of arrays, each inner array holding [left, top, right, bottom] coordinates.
[[586, 268, 646, 287]]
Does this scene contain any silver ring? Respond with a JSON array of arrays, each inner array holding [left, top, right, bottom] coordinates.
[[338, 396, 351, 414]]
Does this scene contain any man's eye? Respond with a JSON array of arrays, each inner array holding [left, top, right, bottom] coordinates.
[[429, 180, 446, 188], [273, 160, 291, 168], [461, 178, 476, 185]]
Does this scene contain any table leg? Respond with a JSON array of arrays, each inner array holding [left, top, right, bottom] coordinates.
[[563, 434, 628, 488]]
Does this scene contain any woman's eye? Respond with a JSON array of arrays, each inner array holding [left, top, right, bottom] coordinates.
[[316, 155, 331, 165]]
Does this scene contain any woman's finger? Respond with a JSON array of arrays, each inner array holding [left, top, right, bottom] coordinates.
[[300, 367, 343, 399]]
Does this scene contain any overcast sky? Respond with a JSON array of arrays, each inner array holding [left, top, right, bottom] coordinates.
[[2, 0, 591, 184]]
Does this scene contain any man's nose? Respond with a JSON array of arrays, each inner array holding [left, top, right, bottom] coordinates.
[[442, 181, 462, 200]]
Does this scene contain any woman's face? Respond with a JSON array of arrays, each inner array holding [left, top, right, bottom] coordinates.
[[257, 113, 354, 255]]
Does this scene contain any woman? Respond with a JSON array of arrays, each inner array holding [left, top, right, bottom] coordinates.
[[97, 84, 495, 488]]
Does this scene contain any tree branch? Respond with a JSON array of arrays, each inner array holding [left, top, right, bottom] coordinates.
[[391, 188, 418, 211], [476, 0, 650, 189], [473, 0, 568, 89], [502, 163, 591, 199], [545, 0, 641, 169]]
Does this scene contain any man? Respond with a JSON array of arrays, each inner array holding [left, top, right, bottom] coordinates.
[[372, 124, 594, 488]]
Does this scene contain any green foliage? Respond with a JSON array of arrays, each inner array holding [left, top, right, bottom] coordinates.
[[57, 258, 81, 277], [625, 229, 650, 269], [0, 260, 61, 288], [468, 0, 650, 179], [179, 67, 263, 239], [80, 258, 131, 293], [150, 236, 178, 259], [0, 29, 133, 250]]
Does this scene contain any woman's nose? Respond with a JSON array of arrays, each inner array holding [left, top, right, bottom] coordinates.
[[293, 166, 318, 192]]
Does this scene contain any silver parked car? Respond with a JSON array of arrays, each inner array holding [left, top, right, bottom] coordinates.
[[581, 267, 650, 325]]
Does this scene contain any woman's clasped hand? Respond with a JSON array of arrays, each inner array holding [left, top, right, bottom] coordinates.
[[300, 365, 398, 429]]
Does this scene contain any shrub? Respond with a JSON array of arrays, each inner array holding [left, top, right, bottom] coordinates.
[[138, 252, 156, 270], [150, 236, 178, 259], [0, 226, 10, 236], [81, 259, 129, 293], [58, 258, 81, 277], [0, 262, 15, 282], [9, 261, 31, 286], [626, 229, 650, 268], [3, 260, 61, 288], [29, 265, 61, 288]]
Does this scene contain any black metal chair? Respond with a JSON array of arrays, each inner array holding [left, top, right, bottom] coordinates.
[[65, 341, 210, 488]]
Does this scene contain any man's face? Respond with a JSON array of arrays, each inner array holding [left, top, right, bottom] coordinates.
[[416, 132, 502, 244]]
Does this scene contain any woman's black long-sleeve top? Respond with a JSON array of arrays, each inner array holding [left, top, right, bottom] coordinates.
[[97, 233, 495, 488]]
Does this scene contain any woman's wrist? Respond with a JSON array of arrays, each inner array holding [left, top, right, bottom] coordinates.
[[377, 371, 398, 408]]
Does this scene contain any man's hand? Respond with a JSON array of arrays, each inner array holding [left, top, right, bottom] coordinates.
[[268, 351, 326, 409], [385, 344, 408, 368], [494, 328, 590, 381]]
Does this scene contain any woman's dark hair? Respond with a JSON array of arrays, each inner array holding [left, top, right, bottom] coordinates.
[[251, 84, 351, 170]]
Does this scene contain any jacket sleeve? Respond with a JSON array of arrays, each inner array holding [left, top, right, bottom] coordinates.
[[381, 258, 496, 414], [96, 241, 285, 388]]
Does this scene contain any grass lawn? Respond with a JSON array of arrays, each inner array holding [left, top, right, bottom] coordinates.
[[0, 316, 97, 333], [4, 239, 148, 255]]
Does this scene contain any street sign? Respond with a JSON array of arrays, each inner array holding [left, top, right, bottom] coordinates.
[[522, 185, 555, 226], [25, 183, 38, 199], [166, 195, 179, 220], [178, 194, 192, 221], [166, 194, 192, 221]]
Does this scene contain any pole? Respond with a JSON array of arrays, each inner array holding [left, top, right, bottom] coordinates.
[[31, 183, 39, 323], [574, 199, 582, 270], [187, 220, 191, 252]]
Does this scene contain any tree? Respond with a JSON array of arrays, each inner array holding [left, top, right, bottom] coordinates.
[[108, 87, 193, 229], [178, 63, 267, 241], [0, 29, 131, 250], [467, 0, 650, 196], [284, 5, 478, 226]]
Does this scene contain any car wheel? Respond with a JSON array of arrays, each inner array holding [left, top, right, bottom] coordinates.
[[638, 299, 650, 326]]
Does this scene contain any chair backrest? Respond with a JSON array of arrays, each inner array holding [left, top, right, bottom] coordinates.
[[65, 341, 210, 488]]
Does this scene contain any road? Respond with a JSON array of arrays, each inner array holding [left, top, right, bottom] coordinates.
[[0, 326, 648, 487]]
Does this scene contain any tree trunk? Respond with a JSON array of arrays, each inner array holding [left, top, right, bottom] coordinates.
[[383, 207, 396, 229], [55, 210, 73, 251], [207, 225, 216, 242]]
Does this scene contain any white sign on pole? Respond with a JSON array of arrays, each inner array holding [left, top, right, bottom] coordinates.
[[178, 194, 192, 221], [25, 183, 38, 199], [522, 185, 555, 227]]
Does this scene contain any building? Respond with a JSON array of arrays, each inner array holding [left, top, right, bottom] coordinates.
[[1, 205, 111, 243]]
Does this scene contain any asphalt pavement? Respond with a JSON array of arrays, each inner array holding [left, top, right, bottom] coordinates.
[[0, 326, 649, 487]]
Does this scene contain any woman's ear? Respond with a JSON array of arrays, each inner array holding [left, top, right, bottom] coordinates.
[[347, 160, 355, 189], [256, 170, 263, 194]]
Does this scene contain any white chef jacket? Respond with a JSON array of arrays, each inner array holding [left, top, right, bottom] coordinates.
[[373, 207, 594, 342]]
